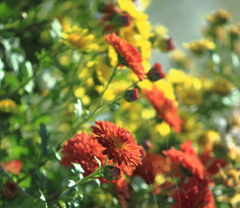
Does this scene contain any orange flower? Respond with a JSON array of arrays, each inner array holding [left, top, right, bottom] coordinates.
[[61, 132, 135, 178], [91, 120, 143, 168], [105, 33, 145, 81], [60, 132, 106, 177], [163, 140, 207, 179], [172, 176, 215, 208], [144, 86, 182, 132]]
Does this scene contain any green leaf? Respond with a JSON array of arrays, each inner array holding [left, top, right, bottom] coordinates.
[[0, 58, 4, 87], [74, 99, 83, 119], [50, 18, 62, 40], [38, 123, 50, 157], [71, 163, 84, 174], [93, 156, 101, 168], [23, 61, 35, 93], [1, 38, 25, 73]]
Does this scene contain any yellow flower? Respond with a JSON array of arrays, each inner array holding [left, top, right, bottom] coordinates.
[[139, 79, 176, 101], [166, 68, 187, 84], [61, 26, 99, 52], [170, 50, 192, 69], [210, 77, 233, 96], [176, 75, 204, 105], [0, 99, 17, 113], [206, 9, 232, 26], [184, 39, 215, 56]]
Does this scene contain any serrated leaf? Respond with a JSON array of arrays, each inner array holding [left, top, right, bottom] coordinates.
[[38, 123, 50, 157]]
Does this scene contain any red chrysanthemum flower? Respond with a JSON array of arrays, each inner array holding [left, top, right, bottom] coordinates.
[[91, 120, 143, 168], [105, 33, 145, 81], [60, 132, 107, 177], [144, 86, 182, 132], [172, 176, 215, 208], [133, 153, 170, 184], [163, 140, 207, 179]]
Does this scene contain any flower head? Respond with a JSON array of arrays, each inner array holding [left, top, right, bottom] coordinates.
[[144, 86, 182, 132], [163, 140, 207, 179], [91, 120, 143, 168], [172, 176, 215, 208], [60, 132, 106, 177], [105, 33, 145, 81], [62, 27, 100, 52]]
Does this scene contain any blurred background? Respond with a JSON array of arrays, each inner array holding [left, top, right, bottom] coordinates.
[[145, 0, 240, 67]]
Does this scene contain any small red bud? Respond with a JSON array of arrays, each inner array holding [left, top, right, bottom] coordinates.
[[103, 166, 121, 180], [124, 88, 139, 102], [147, 63, 165, 82]]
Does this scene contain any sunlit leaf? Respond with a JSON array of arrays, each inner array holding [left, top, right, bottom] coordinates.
[[23, 61, 35, 93], [50, 18, 62, 40], [74, 99, 83, 119]]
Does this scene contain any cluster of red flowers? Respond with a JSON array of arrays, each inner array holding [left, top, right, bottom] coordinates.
[[61, 120, 144, 208], [172, 176, 215, 208], [144, 86, 182, 132], [60, 120, 224, 208], [105, 33, 145, 81]]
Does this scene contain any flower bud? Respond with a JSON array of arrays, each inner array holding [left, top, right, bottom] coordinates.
[[147, 63, 165, 82], [103, 166, 121, 181], [124, 88, 139, 102], [112, 13, 131, 27], [158, 36, 175, 52], [2, 182, 18, 199]]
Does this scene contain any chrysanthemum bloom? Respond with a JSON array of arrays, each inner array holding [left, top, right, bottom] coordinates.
[[147, 62, 165, 82], [144, 86, 182, 132], [2, 182, 18, 199], [105, 33, 145, 81], [62, 27, 100, 52], [60, 132, 107, 177], [163, 140, 207, 179], [91, 120, 143, 168], [61, 132, 136, 181], [172, 176, 215, 208]]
